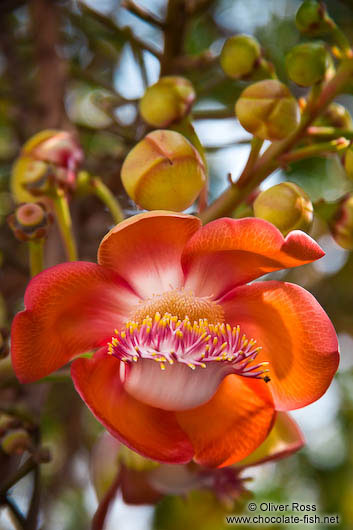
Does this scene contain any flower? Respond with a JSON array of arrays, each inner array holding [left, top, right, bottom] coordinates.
[[11, 212, 339, 467], [91, 412, 304, 506]]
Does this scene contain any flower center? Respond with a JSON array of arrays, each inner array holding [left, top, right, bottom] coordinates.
[[130, 289, 224, 325], [108, 312, 269, 411]]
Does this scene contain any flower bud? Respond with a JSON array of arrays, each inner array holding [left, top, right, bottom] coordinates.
[[285, 42, 332, 87], [331, 194, 353, 250], [7, 202, 53, 241], [253, 182, 313, 236], [296, 0, 333, 36], [11, 130, 83, 203], [220, 34, 261, 79], [121, 130, 206, 211], [118, 444, 158, 472], [1, 428, 32, 455], [235, 80, 300, 140], [139, 77, 195, 128], [315, 102, 353, 129]]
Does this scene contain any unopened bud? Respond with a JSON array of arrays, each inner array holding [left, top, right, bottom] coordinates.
[[91, 432, 121, 501], [11, 130, 83, 203], [22, 130, 83, 172], [253, 182, 313, 236], [139, 77, 195, 128], [285, 42, 332, 87], [220, 34, 261, 79], [331, 194, 353, 249], [121, 130, 206, 211], [296, 0, 333, 36], [235, 80, 300, 140], [315, 102, 353, 129], [1, 428, 32, 455], [0, 414, 19, 435], [8, 202, 52, 241]]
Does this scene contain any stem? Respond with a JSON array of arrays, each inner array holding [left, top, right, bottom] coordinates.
[[3, 498, 26, 530], [122, 0, 165, 28], [237, 137, 264, 186], [200, 57, 353, 224], [161, 0, 186, 75], [91, 471, 121, 530], [279, 137, 349, 164], [28, 240, 44, 277], [307, 126, 353, 141], [52, 189, 77, 261], [90, 177, 125, 224], [0, 457, 37, 497], [25, 465, 41, 530]]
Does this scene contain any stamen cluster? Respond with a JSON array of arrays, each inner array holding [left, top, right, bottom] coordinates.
[[108, 312, 270, 381]]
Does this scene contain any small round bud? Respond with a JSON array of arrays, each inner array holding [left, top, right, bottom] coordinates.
[[121, 130, 206, 211], [253, 182, 313, 236], [1, 428, 32, 455], [331, 194, 353, 250], [344, 144, 353, 180], [220, 34, 261, 79], [235, 80, 300, 140], [296, 0, 333, 35], [316, 102, 353, 129], [0, 414, 19, 435], [285, 42, 332, 87], [118, 444, 158, 472], [8, 202, 53, 241], [139, 77, 196, 128]]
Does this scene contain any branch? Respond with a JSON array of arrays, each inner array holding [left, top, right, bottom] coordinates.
[[161, 0, 187, 75], [78, 1, 162, 59], [122, 0, 165, 29]]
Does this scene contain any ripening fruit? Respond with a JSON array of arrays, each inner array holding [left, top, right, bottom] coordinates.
[[331, 194, 353, 250], [121, 130, 206, 212], [220, 34, 261, 79], [296, 0, 333, 36], [235, 80, 300, 140], [253, 182, 314, 236], [285, 42, 332, 87], [139, 77, 195, 128]]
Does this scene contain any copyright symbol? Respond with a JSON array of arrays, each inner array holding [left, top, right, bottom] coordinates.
[[248, 502, 257, 511]]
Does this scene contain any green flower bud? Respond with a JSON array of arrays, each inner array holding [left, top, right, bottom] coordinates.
[[121, 130, 206, 211], [296, 0, 333, 36], [1, 428, 32, 455], [253, 182, 314, 236], [7, 202, 53, 242], [344, 144, 353, 180], [118, 444, 158, 472], [220, 34, 261, 79], [235, 80, 300, 140], [315, 102, 353, 129], [285, 42, 332, 87], [139, 77, 195, 128], [331, 194, 353, 250]]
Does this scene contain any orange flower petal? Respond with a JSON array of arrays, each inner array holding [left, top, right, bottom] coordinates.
[[11, 262, 140, 383], [98, 211, 201, 298], [221, 281, 339, 411], [176, 375, 276, 468], [181, 217, 324, 298], [71, 350, 194, 464], [234, 412, 304, 468]]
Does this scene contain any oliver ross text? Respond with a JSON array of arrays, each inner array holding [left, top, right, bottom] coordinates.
[[259, 503, 316, 512]]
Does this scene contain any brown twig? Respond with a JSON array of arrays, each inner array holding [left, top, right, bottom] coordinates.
[[122, 0, 165, 29]]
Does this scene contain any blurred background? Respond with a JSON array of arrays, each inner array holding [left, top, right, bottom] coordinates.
[[0, 0, 353, 528]]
